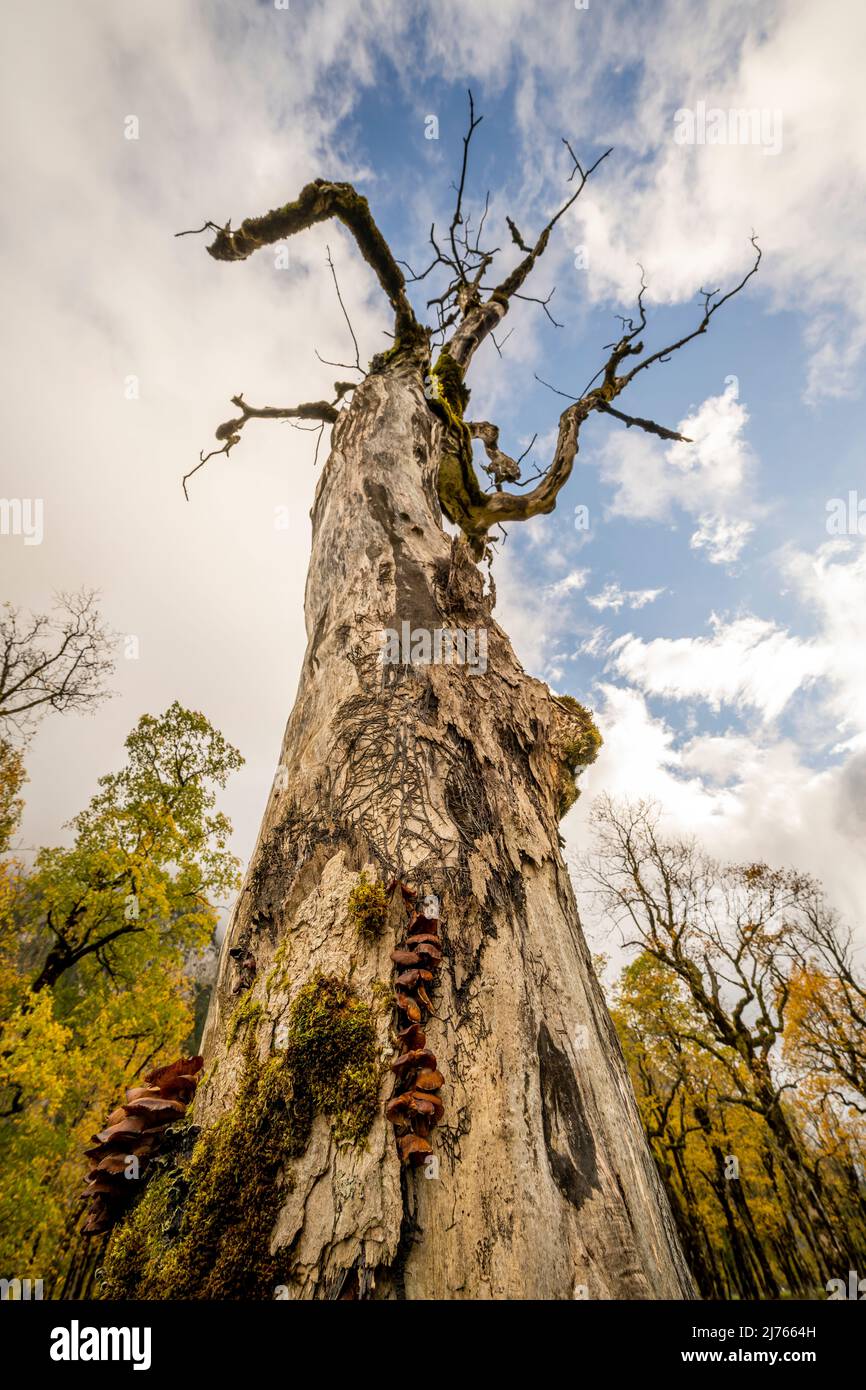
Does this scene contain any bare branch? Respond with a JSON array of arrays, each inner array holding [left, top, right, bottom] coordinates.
[[619, 237, 762, 389], [182, 385, 353, 500], [595, 401, 691, 443], [513, 287, 563, 328], [174, 220, 224, 239], [198, 179, 423, 345], [448, 89, 484, 288], [442, 241, 759, 550], [325, 244, 364, 376], [505, 216, 532, 254], [447, 143, 613, 368]]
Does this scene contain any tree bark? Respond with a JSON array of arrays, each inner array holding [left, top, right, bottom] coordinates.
[[195, 351, 694, 1300]]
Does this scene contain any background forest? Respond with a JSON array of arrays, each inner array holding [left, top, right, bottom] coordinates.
[[1, 592, 862, 1298]]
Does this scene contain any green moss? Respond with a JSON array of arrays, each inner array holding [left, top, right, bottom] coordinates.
[[96, 1167, 178, 1300], [226, 993, 264, 1046], [428, 350, 489, 556], [430, 348, 470, 422], [368, 342, 403, 374], [370, 978, 395, 1011], [347, 871, 388, 939], [284, 973, 381, 1145], [556, 698, 603, 818], [99, 974, 381, 1300]]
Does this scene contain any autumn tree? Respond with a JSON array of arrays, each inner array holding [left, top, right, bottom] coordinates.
[[611, 953, 819, 1299], [99, 99, 761, 1301], [0, 704, 242, 1292], [782, 896, 866, 1112], [588, 795, 866, 1287]]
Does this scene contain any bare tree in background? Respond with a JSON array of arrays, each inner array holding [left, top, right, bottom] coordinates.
[[585, 793, 866, 1282], [0, 590, 115, 739], [106, 98, 759, 1301]]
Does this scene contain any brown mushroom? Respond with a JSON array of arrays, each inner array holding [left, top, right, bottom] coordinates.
[[94, 1153, 133, 1175], [395, 991, 422, 1022], [124, 1085, 162, 1104], [385, 1094, 412, 1123], [396, 1023, 426, 1050], [414, 1068, 444, 1092], [391, 1048, 437, 1075], [407, 911, 438, 932], [124, 1097, 187, 1123], [410, 1090, 444, 1122], [398, 1134, 433, 1165], [394, 967, 434, 989], [82, 1053, 203, 1237], [145, 1055, 204, 1087], [156, 1075, 201, 1101], [390, 949, 421, 967], [94, 1116, 149, 1145]]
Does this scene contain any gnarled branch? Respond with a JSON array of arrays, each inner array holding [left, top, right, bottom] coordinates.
[[198, 179, 423, 346], [466, 420, 523, 486], [444, 241, 760, 549]]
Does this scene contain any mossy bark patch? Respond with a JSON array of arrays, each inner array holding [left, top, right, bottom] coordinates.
[[99, 974, 381, 1300], [554, 697, 603, 817], [284, 973, 381, 1145], [346, 872, 388, 939]]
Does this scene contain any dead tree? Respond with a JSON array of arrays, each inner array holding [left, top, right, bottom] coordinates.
[[103, 97, 758, 1301]]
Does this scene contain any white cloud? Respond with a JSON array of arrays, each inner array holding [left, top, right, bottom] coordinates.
[[569, 684, 866, 942], [599, 382, 756, 562], [565, 0, 866, 402], [586, 582, 666, 611], [689, 515, 753, 565], [606, 614, 828, 721], [781, 539, 866, 739], [576, 626, 610, 659], [566, 536, 866, 948], [424, 0, 866, 404], [545, 568, 590, 598]]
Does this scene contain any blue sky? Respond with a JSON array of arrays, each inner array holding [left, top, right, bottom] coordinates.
[[3, 0, 865, 950]]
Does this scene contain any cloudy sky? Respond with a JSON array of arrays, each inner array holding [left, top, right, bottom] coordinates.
[[3, 0, 865, 957]]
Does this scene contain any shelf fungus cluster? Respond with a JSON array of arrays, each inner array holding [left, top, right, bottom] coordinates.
[[82, 1056, 204, 1235], [385, 883, 445, 1168]]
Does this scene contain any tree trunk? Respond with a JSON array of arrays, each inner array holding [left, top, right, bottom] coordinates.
[[194, 354, 694, 1300]]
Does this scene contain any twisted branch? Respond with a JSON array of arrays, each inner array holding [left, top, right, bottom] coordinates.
[[188, 179, 423, 346], [447, 240, 760, 546]]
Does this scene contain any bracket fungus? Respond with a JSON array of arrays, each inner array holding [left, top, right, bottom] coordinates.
[[82, 1055, 204, 1235], [384, 881, 446, 1167]]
